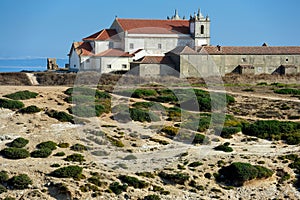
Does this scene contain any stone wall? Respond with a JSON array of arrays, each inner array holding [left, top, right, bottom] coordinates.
[[179, 54, 300, 77]]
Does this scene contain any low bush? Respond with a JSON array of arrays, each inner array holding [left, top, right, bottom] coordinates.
[[46, 110, 74, 123], [1, 147, 30, 159], [220, 127, 241, 139], [36, 141, 57, 150], [31, 148, 52, 158], [161, 126, 179, 138], [70, 143, 87, 152], [50, 165, 83, 179], [9, 137, 29, 148], [135, 172, 155, 178], [79, 183, 99, 192], [0, 171, 9, 183], [118, 175, 149, 188], [107, 136, 124, 147], [242, 120, 300, 144], [192, 133, 205, 144], [18, 105, 41, 114], [64, 153, 85, 162], [69, 104, 107, 118], [109, 182, 127, 195], [274, 88, 300, 95], [217, 162, 273, 186], [87, 176, 105, 187], [0, 98, 24, 110], [214, 143, 233, 152], [188, 161, 203, 168], [4, 90, 38, 100], [50, 163, 60, 168], [64, 87, 110, 99], [58, 143, 70, 148], [53, 152, 65, 157], [131, 89, 158, 98], [8, 174, 32, 189], [158, 171, 189, 185], [0, 184, 7, 194], [129, 108, 160, 122]]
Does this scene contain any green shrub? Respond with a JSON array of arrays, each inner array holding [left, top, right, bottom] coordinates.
[[135, 172, 155, 178], [144, 194, 161, 200], [70, 143, 87, 152], [123, 155, 137, 160], [0, 98, 24, 110], [50, 163, 60, 168], [161, 126, 179, 138], [242, 88, 254, 92], [50, 165, 83, 179], [53, 152, 65, 157], [18, 105, 41, 114], [87, 176, 104, 187], [0, 184, 7, 194], [107, 136, 124, 147], [132, 102, 155, 110], [79, 183, 99, 192], [0, 171, 9, 183], [242, 120, 300, 144], [158, 171, 189, 185], [64, 87, 110, 99], [131, 89, 157, 98], [129, 108, 160, 122], [1, 147, 30, 159], [220, 127, 241, 139], [58, 143, 70, 148], [274, 88, 300, 95], [4, 90, 38, 100], [192, 133, 205, 144], [3, 197, 16, 200], [46, 110, 74, 123], [214, 143, 233, 152], [109, 182, 127, 195], [118, 175, 149, 188], [64, 95, 95, 104], [36, 141, 57, 150], [69, 104, 106, 118], [31, 148, 52, 158], [64, 153, 85, 162], [188, 161, 203, 168], [204, 173, 212, 179], [9, 137, 29, 148], [8, 174, 32, 189], [217, 162, 273, 186]]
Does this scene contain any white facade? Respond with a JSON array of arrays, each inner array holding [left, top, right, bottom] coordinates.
[[68, 10, 211, 73]]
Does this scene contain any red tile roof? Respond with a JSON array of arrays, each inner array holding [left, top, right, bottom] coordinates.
[[72, 42, 93, 56], [95, 48, 133, 57], [83, 29, 119, 41], [200, 46, 300, 55], [115, 18, 190, 34], [135, 56, 174, 65]]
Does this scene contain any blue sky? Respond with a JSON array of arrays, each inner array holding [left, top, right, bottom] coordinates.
[[0, 0, 300, 59]]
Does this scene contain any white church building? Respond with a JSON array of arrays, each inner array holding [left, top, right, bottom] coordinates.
[[68, 9, 300, 76], [68, 10, 210, 73]]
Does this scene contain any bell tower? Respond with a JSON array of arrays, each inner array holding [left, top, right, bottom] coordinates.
[[189, 9, 210, 46]]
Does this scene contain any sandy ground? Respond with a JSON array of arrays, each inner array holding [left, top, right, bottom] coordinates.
[[0, 85, 300, 199]]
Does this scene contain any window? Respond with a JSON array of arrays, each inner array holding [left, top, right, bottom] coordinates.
[[286, 58, 289, 62], [107, 64, 112, 69], [122, 64, 127, 69], [74, 65, 76, 68], [242, 58, 247, 62], [129, 43, 134, 49], [201, 25, 204, 34], [86, 59, 90, 63], [158, 43, 162, 49]]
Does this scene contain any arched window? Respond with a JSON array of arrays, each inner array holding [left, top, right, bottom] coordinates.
[[201, 25, 204, 34]]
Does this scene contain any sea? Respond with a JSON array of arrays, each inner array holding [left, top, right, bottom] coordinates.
[[0, 58, 68, 72]]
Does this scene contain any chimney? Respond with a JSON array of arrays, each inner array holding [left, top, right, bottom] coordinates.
[[217, 45, 221, 51]]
